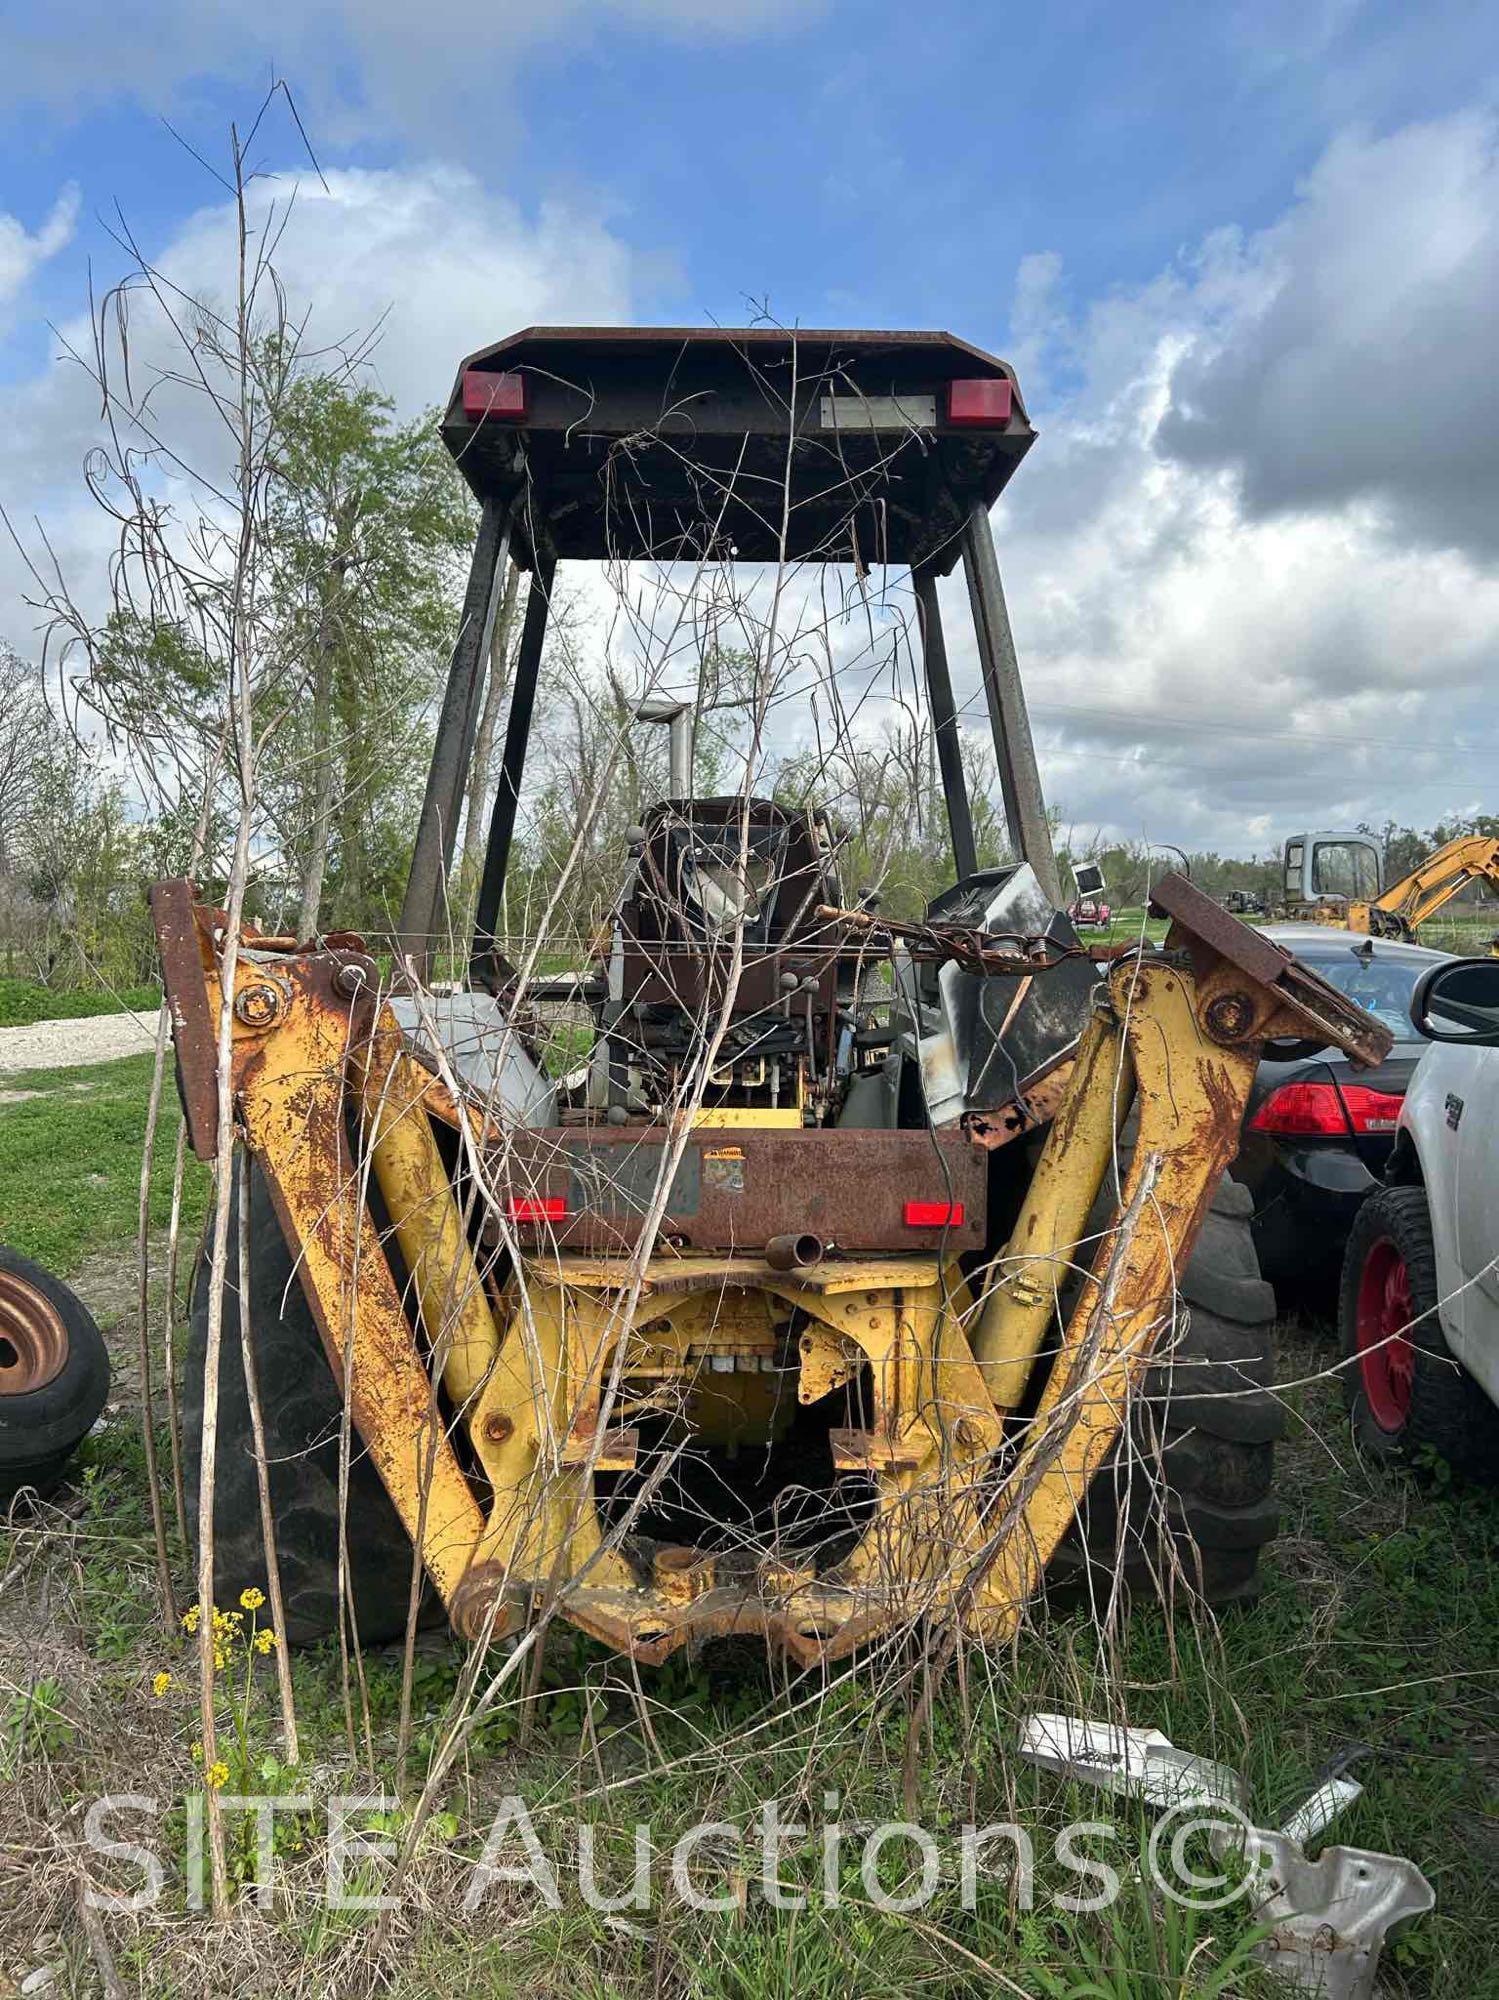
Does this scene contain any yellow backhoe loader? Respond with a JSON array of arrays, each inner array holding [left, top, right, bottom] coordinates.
[[154, 330, 1391, 1668], [1280, 829, 1499, 947]]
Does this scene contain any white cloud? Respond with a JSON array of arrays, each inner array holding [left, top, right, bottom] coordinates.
[[0, 161, 638, 644], [931, 114, 1499, 855], [157, 165, 640, 414], [1159, 112, 1499, 559], [2, 0, 822, 140], [5, 111, 1497, 863], [0, 186, 79, 316]]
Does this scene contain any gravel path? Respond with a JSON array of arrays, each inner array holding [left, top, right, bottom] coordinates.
[[0, 1009, 158, 1076]]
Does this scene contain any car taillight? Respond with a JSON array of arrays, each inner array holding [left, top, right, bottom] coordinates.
[[903, 1200, 965, 1227], [505, 1196, 566, 1222], [1248, 1081, 1403, 1137], [461, 369, 528, 421], [946, 377, 1013, 426]]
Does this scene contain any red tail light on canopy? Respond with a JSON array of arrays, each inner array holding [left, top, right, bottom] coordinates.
[[461, 370, 528, 422], [947, 378, 1013, 426]]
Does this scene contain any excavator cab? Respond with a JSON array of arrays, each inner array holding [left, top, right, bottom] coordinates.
[[1281, 828, 1499, 948], [1282, 830, 1383, 910]]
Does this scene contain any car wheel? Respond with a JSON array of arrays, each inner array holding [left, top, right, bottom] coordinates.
[[1339, 1185, 1499, 1482]]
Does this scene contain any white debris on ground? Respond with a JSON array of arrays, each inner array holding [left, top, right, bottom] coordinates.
[[0, 1010, 157, 1076]]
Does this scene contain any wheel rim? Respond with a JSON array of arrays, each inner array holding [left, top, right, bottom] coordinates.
[[1355, 1237, 1414, 1433], [0, 1270, 70, 1396]]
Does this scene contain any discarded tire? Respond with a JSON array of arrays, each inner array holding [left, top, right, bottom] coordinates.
[[0, 1246, 111, 1504], [1340, 1184, 1499, 1483], [1050, 1165, 1282, 1609], [184, 1160, 420, 1644]]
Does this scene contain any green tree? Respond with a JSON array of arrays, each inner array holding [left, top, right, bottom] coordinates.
[[262, 364, 475, 933]]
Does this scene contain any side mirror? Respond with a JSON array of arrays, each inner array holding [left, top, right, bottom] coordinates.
[[1409, 956, 1499, 1046]]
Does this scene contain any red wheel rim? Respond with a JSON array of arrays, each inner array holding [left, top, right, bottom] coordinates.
[[1355, 1238, 1415, 1432], [0, 1270, 69, 1395]]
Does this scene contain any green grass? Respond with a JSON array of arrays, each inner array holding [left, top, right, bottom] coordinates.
[[1095, 904, 1496, 956], [0, 1052, 208, 1270], [3, 1055, 1496, 1994], [0, 977, 161, 1026], [9, 1314, 1492, 1996], [355, 1378, 1499, 1997]]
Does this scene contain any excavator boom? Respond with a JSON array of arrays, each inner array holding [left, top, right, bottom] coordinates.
[[1359, 835, 1499, 937]]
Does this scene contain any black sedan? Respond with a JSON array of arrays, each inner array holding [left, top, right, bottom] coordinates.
[[1235, 926, 1449, 1299]]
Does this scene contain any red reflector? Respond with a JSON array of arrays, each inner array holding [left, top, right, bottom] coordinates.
[[506, 1196, 566, 1222], [946, 377, 1013, 426], [903, 1200, 965, 1228], [461, 369, 527, 421], [1248, 1081, 1404, 1137]]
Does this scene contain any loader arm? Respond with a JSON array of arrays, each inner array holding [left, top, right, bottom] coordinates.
[[1352, 834, 1499, 941], [153, 873, 1389, 1665]]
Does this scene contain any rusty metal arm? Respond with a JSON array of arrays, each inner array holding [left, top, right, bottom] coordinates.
[[971, 1004, 1133, 1406], [149, 884, 487, 1607], [965, 875, 1392, 1635]]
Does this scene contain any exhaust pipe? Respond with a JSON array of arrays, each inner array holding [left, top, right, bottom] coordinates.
[[635, 696, 692, 800], [765, 1232, 824, 1273]]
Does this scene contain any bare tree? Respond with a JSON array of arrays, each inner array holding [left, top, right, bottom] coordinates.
[[0, 644, 51, 881]]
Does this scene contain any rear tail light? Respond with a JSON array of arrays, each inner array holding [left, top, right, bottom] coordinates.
[[461, 369, 528, 422], [903, 1199, 965, 1228], [946, 377, 1013, 426], [505, 1195, 566, 1222], [1248, 1081, 1403, 1137]]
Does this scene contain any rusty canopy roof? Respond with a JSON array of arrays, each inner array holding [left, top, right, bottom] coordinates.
[[439, 326, 1035, 575]]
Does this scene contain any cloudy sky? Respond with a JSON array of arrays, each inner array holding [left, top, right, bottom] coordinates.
[[1, 0, 1496, 856]]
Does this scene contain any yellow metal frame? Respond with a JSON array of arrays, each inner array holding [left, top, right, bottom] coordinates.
[[164, 889, 1377, 1665], [1350, 833, 1499, 943]]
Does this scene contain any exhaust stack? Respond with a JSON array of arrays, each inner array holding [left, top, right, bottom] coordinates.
[[636, 696, 692, 800]]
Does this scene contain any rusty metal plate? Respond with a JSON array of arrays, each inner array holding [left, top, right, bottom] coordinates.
[[1148, 872, 1288, 982], [0, 1270, 69, 1395], [149, 878, 220, 1161], [483, 1125, 987, 1255], [1149, 870, 1394, 1067]]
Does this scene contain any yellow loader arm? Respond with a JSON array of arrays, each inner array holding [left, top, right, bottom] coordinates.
[[1352, 834, 1499, 943], [152, 874, 1391, 1665]]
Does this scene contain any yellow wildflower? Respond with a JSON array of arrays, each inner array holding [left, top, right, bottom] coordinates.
[[190, 1741, 203, 1763], [253, 1628, 277, 1655], [239, 1586, 265, 1612], [205, 1761, 229, 1791], [181, 1606, 200, 1634], [151, 1671, 172, 1698], [213, 1645, 230, 1671]]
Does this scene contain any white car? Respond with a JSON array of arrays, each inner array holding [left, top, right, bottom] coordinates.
[[1340, 956, 1499, 1476]]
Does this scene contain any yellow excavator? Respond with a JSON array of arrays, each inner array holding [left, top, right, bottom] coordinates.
[[1280, 829, 1499, 948]]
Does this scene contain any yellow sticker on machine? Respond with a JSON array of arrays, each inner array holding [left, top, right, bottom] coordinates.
[[703, 1146, 746, 1193]]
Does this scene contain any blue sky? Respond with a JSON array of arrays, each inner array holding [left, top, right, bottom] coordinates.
[[2, 0, 1497, 852]]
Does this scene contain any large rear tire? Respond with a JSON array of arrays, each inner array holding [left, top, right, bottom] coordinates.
[[1049, 1168, 1282, 1609], [183, 1160, 419, 1644]]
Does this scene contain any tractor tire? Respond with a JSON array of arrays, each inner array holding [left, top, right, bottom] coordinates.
[[1048, 1165, 1282, 1610], [0, 1247, 111, 1505], [183, 1160, 420, 1645], [1339, 1185, 1499, 1482]]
